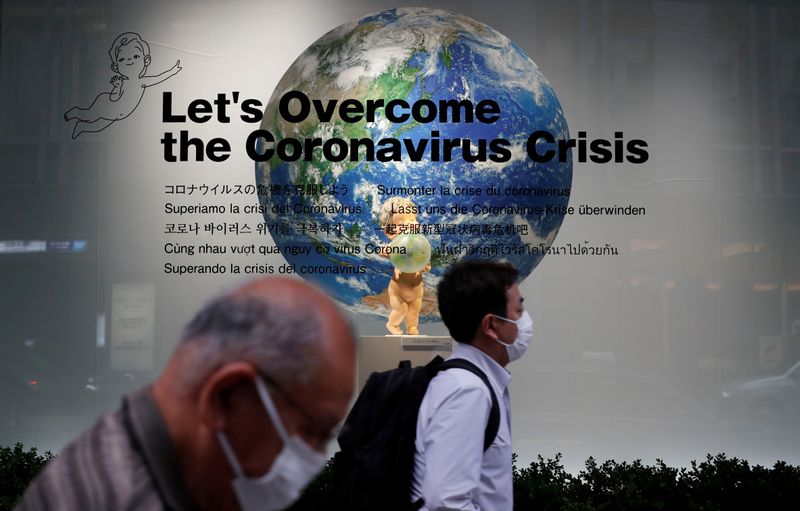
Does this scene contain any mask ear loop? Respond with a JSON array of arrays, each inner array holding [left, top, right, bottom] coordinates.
[[217, 432, 245, 478], [253, 376, 290, 442], [217, 376, 292, 479], [491, 314, 517, 346], [493, 314, 518, 326]]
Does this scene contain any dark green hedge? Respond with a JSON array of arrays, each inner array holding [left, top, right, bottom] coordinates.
[[3, 444, 799, 510], [0, 444, 53, 511], [511, 453, 800, 511], [288, 453, 800, 511]]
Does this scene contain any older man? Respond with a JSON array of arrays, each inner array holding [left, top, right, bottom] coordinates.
[[15, 277, 356, 511]]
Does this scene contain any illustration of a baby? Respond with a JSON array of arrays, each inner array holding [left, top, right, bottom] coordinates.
[[379, 197, 431, 335], [64, 32, 181, 139]]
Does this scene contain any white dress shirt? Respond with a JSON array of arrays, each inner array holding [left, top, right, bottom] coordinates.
[[410, 342, 513, 511]]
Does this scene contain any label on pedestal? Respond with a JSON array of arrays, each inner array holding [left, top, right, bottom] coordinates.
[[399, 336, 453, 350]]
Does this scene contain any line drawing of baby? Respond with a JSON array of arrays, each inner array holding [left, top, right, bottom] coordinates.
[[379, 196, 431, 335], [64, 32, 181, 139]]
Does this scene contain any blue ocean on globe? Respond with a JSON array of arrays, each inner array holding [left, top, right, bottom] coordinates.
[[255, 7, 572, 319]]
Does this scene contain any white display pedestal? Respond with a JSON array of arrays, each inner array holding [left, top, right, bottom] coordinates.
[[357, 335, 453, 390]]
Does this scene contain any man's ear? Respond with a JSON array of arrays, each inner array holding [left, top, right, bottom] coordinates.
[[144, 54, 151, 67], [111, 63, 118, 74], [479, 314, 498, 340], [197, 362, 259, 432]]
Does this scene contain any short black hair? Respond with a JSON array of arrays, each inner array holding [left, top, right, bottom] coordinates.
[[437, 260, 519, 344]]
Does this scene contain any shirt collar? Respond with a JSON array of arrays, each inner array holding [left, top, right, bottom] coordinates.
[[124, 385, 198, 511], [450, 342, 512, 391]]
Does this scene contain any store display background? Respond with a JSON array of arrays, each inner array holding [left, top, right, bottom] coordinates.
[[1, 0, 799, 472]]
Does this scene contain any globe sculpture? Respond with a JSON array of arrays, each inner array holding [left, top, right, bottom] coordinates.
[[255, 7, 572, 320], [389, 233, 432, 274]]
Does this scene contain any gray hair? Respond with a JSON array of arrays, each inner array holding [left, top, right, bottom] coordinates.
[[177, 294, 322, 391], [379, 196, 416, 231]]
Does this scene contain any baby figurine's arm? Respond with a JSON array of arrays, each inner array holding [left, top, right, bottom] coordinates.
[[410, 262, 431, 279], [380, 226, 401, 279], [378, 246, 402, 279], [109, 75, 124, 101], [141, 60, 182, 88]]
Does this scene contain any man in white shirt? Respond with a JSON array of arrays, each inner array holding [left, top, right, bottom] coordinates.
[[410, 260, 533, 511]]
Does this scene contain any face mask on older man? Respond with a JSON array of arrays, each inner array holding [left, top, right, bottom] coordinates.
[[216, 376, 327, 511]]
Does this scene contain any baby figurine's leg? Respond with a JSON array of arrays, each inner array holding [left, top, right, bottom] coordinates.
[[405, 297, 423, 335], [72, 119, 115, 139], [386, 289, 408, 335], [64, 107, 81, 121], [65, 93, 114, 122]]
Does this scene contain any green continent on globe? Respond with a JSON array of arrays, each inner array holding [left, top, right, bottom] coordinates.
[[389, 233, 432, 273], [255, 7, 572, 320]]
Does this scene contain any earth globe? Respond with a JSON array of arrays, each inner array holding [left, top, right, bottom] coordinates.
[[390, 233, 432, 274], [255, 7, 572, 320]]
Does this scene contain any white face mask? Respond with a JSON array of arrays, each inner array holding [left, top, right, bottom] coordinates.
[[492, 310, 533, 363], [217, 376, 327, 511]]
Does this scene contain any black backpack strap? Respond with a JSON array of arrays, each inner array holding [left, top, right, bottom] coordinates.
[[438, 359, 500, 451]]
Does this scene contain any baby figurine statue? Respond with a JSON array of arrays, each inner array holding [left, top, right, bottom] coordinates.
[[379, 197, 431, 335]]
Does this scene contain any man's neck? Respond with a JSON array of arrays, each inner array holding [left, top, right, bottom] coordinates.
[[464, 337, 510, 367]]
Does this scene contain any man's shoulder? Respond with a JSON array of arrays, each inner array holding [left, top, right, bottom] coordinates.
[[15, 407, 161, 511], [425, 359, 493, 405], [433, 363, 487, 386]]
